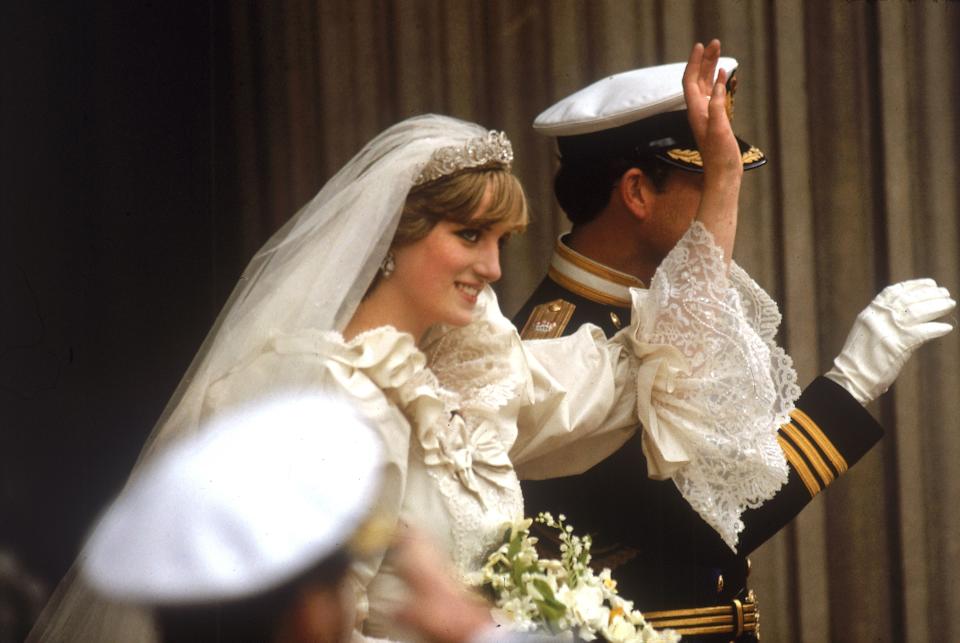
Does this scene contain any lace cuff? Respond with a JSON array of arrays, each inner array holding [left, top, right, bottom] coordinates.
[[631, 222, 799, 551]]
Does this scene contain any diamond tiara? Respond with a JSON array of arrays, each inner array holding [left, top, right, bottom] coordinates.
[[414, 130, 514, 185]]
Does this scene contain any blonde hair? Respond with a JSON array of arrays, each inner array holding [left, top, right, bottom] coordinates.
[[392, 167, 528, 248], [362, 168, 528, 298]]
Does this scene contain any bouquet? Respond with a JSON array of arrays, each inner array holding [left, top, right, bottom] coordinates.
[[468, 513, 679, 642]]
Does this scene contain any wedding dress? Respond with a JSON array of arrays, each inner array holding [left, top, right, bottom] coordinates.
[[29, 115, 797, 642], [198, 222, 795, 639]]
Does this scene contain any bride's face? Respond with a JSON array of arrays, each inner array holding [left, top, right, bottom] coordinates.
[[390, 186, 515, 330]]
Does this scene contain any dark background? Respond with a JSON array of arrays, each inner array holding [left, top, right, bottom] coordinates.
[[2, 3, 229, 591], [4, 3, 960, 641]]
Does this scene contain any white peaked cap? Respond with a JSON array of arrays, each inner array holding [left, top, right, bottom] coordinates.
[[534, 58, 739, 136], [81, 393, 383, 605]]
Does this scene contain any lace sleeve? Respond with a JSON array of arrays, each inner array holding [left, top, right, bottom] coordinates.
[[632, 221, 799, 550]]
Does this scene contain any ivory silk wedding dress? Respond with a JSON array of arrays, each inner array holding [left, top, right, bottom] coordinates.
[[29, 115, 797, 642]]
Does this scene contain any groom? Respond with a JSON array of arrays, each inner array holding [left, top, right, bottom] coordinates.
[[514, 44, 954, 642]]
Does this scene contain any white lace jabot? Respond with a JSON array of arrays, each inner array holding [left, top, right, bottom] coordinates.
[[628, 223, 799, 548], [514, 222, 799, 551]]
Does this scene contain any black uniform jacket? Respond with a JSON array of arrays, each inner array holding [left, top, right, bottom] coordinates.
[[513, 237, 883, 640]]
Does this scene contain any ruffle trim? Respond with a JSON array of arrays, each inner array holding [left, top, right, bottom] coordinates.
[[631, 222, 799, 551], [317, 316, 527, 505]]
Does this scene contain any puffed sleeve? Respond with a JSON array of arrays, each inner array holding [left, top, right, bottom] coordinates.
[[511, 222, 800, 550], [202, 328, 418, 638]]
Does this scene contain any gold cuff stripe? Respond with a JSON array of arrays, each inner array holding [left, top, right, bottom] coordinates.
[[791, 408, 849, 474], [777, 435, 821, 497], [548, 266, 632, 307], [644, 605, 732, 619], [781, 422, 836, 488], [645, 602, 757, 636], [653, 624, 731, 636], [647, 615, 730, 628], [554, 241, 645, 288]]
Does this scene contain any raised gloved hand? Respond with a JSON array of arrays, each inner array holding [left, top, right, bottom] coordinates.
[[825, 278, 956, 405]]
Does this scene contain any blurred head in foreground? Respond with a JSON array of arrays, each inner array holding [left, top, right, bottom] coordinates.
[[81, 393, 386, 643]]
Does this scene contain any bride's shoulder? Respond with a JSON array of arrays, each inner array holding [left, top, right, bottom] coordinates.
[[420, 286, 533, 411]]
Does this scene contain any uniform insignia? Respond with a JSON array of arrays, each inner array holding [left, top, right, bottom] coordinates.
[[519, 299, 575, 339]]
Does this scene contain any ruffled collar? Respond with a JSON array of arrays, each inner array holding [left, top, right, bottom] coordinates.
[[322, 286, 530, 407], [321, 293, 529, 502], [320, 326, 426, 390]]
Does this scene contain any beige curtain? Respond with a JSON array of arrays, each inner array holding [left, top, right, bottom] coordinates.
[[213, 2, 960, 640]]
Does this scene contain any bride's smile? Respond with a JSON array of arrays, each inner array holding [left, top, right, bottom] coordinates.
[[345, 173, 527, 343], [388, 208, 517, 332]]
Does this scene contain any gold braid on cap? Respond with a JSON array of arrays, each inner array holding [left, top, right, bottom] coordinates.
[[666, 145, 764, 168], [414, 130, 514, 185]]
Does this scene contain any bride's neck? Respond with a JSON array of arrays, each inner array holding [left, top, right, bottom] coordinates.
[[342, 287, 428, 344]]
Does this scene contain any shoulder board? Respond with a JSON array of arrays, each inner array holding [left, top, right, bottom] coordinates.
[[519, 299, 576, 339]]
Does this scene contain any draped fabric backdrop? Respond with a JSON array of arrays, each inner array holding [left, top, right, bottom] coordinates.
[[7, 1, 955, 641], [207, 2, 960, 641]]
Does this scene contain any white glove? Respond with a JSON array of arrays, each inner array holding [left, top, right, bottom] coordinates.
[[825, 278, 956, 405]]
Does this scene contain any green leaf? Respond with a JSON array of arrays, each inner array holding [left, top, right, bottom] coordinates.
[[506, 531, 523, 559], [531, 578, 567, 616], [534, 599, 567, 629]]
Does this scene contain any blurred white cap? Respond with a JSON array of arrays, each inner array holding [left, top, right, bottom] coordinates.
[[81, 393, 383, 605]]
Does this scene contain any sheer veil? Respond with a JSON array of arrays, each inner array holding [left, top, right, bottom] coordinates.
[[29, 114, 507, 642]]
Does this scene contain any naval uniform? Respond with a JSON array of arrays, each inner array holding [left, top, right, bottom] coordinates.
[[514, 236, 884, 641]]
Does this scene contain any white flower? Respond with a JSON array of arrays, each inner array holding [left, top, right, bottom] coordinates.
[[557, 584, 608, 631], [476, 517, 677, 642], [463, 571, 485, 586], [639, 622, 682, 643], [606, 615, 638, 642], [491, 605, 536, 633]]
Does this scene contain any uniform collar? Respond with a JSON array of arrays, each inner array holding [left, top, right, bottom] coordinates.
[[548, 235, 646, 307]]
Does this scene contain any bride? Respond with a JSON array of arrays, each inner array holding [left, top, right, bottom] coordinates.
[[31, 44, 797, 641]]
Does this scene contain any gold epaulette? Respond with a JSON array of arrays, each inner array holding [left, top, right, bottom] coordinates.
[[519, 299, 575, 339], [777, 408, 849, 498]]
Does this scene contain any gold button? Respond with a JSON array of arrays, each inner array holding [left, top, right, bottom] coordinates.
[[746, 557, 752, 577], [549, 303, 561, 312], [716, 574, 724, 593], [609, 312, 622, 329]]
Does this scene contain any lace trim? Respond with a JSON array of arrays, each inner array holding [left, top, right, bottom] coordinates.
[[416, 433, 523, 577], [393, 366, 523, 577], [424, 319, 526, 413], [643, 222, 797, 550], [728, 263, 801, 421], [331, 322, 526, 578], [420, 319, 527, 575]]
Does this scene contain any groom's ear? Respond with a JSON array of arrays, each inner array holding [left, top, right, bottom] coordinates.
[[618, 168, 655, 222]]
